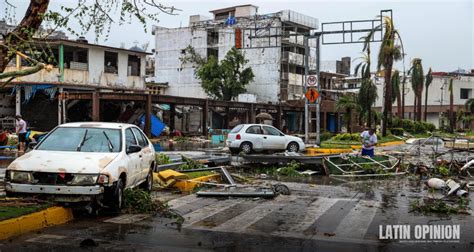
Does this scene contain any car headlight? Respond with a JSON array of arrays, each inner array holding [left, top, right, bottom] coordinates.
[[8, 171, 34, 183], [68, 174, 99, 186]]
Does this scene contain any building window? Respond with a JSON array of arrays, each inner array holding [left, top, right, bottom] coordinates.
[[460, 88, 472, 99], [104, 51, 118, 74], [128, 55, 141, 76]]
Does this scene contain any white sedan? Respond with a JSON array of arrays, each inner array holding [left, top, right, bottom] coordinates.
[[5, 122, 156, 211], [226, 124, 305, 154]]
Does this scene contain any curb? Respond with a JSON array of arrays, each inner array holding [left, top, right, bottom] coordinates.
[[0, 206, 73, 240], [379, 140, 405, 147], [306, 148, 353, 155]]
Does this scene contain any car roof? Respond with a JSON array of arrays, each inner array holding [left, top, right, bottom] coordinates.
[[240, 124, 275, 127], [59, 122, 137, 130]]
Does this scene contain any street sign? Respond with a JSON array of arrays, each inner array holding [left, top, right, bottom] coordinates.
[[306, 75, 318, 86], [305, 87, 319, 103]]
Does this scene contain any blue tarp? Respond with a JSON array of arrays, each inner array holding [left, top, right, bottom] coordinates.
[[139, 114, 166, 137]]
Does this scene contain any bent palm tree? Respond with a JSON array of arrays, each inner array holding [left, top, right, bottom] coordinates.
[[336, 94, 360, 133], [362, 16, 404, 136], [354, 48, 378, 128]]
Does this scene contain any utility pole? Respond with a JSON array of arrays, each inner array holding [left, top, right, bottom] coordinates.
[[304, 36, 309, 143], [315, 35, 321, 145]]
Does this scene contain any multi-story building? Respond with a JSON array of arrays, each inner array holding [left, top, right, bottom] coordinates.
[[1, 38, 149, 130], [153, 4, 319, 103]]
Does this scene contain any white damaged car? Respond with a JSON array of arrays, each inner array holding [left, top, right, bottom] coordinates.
[[4, 122, 156, 211], [226, 124, 305, 154]]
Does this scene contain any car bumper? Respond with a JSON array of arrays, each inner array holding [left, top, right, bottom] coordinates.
[[226, 140, 241, 148], [5, 182, 104, 195], [298, 142, 306, 152]]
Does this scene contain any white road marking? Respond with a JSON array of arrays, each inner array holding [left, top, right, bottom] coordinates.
[[182, 199, 244, 227], [271, 197, 340, 237], [333, 200, 381, 239]]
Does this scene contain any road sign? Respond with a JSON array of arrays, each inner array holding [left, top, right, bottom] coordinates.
[[305, 87, 319, 103], [306, 75, 318, 86]]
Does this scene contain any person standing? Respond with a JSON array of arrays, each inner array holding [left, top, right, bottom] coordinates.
[[15, 115, 27, 153], [360, 128, 377, 157]]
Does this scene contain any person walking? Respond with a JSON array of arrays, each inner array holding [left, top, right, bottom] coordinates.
[[360, 128, 377, 157], [15, 115, 27, 153]]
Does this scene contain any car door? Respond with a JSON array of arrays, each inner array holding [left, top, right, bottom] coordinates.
[[244, 125, 264, 150], [131, 127, 153, 181], [124, 128, 141, 187], [262, 126, 287, 150]]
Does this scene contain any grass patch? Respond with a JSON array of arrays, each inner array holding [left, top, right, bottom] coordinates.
[[0, 200, 50, 221], [183, 171, 215, 179], [320, 134, 401, 149]]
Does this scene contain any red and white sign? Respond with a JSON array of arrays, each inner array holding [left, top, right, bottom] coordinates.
[[306, 75, 318, 86]]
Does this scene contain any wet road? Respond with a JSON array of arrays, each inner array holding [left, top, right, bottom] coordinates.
[[1, 177, 473, 251]]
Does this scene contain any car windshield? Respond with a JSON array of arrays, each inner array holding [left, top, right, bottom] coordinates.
[[230, 124, 244, 133], [36, 127, 122, 152]]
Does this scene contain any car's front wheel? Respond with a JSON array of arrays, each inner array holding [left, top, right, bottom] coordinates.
[[287, 142, 299, 152], [110, 178, 124, 212]]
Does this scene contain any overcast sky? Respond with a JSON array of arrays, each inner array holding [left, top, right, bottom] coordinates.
[[2, 0, 473, 72]]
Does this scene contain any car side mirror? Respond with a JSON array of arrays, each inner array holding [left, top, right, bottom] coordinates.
[[126, 145, 142, 154]]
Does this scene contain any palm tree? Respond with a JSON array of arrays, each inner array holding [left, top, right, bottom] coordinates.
[[409, 58, 424, 121], [424, 68, 433, 121], [362, 16, 404, 136], [391, 70, 401, 118], [449, 78, 454, 132], [336, 94, 360, 133], [354, 48, 378, 128]]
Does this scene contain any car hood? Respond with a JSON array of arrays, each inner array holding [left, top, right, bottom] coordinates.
[[7, 150, 119, 174]]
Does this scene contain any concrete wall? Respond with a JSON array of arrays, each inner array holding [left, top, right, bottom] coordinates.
[[155, 27, 208, 98], [88, 47, 104, 85]]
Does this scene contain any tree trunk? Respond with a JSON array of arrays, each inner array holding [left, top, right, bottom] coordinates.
[[424, 85, 429, 121], [396, 92, 401, 119], [413, 95, 417, 121], [367, 108, 372, 129], [450, 90, 454, 133], [417, 90, 423, 121], [0, 0, 50, 73], [401, 76, 405, 119], [382, 59, 393, 136], [347, 108, 352, 133]]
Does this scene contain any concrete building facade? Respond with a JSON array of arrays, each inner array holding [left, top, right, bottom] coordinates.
[[373, 73, 473, 129], [153, 5, 319, 103]]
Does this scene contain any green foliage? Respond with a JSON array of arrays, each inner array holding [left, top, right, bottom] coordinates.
[[183, 47, 254, 101], [122, 188, 160, 214], [173, 136, 188, 143], [437, 165, 450, 176], [332, 133, 361, 142], [155, 153, 171, 165], [401, 119, 414, 132], [276, 161, 302, 177], [179, 155, 204, 170], [410, 197, 470, 214], [389, 128, 404, 136], [320, 131, 334, 142]]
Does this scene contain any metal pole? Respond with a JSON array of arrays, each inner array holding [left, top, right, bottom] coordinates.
[[316, 35, 321, 145], [304, 36, 309, 143]]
